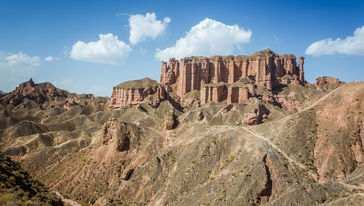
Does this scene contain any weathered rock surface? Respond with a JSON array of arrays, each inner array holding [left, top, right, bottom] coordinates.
[[160, 49, 305, 105], [0, 78, 94, 110], [109, 49, 306, 111], [315, 76, 342, 91], [243, 103, 270, 125], [108, 78, 169, 110], [0, 69, 363, 205], [102, 119, 140, 152], [163, 109, 178, 130]]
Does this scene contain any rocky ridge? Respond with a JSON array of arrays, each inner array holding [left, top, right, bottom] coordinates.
[[0, 50, 363, 205]]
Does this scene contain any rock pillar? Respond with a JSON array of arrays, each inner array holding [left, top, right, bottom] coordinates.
[[248, 84, 255, 96], [212, 87, 218, 102], [214, 60, 220, 83], [227, 87, 233, 104], [299, 56, 304, 82], [238, 87, 249, 103], [228, 61, 235, 84], [191, 63, 198, 91]]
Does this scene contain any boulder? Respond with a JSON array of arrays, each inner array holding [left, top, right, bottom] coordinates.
[[163, 109, 178, 130], [197, 111, 204, 121], [243, 103, 270, 125]]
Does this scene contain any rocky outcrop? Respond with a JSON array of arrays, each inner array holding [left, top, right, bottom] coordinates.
[[108, 78, 169, 110], [197, 110, 204, 121], [109, 49, 305, 109], [0, 79, 69, 107], [163, 109, 178, 130], [60, 98, 79, 110], [0, 79, 94, 109], [160, 49, 305, 103], [102, 119, 139, 152], [243, 103, 270, 125], [315, 76, 341, 91]]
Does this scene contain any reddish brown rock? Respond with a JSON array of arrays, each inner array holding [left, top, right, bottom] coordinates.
[[315, 76, 341, 92], [160, 49, 305, 106], [60, 98, 79, 110], [197, 110, 204, 121], [102, 119, 139, 152], [108, 78, 168, 110], [0, 78, 70, 107], [163, 109, 177, 130], [243, 103, 270, 125]]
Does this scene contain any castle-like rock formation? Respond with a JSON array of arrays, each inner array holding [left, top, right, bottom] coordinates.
[[109, 49, 305, 109], [160, 49, 304, 104]]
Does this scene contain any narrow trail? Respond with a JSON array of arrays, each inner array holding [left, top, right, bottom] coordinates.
[[240, 126, 364, 191], [299, 85, 344, 112], [238, 83, 364, 191], [55, 191, 81, 206], [239, 126, 317, 180]]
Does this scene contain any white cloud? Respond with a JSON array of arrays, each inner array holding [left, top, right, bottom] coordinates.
[[5, 51, 40, 67], [155, 18, 252, 61], [45, 56, 54, 62], [129, 12, 171, 45], [70, 33, 132, 65], [305, 26, 364, 56]]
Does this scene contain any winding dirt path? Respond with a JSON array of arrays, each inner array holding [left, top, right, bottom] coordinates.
[[55, 191, 81, 206], [300, 85, 344, 112], [239, 126, 318, 180], [238, 83, 364, 191]]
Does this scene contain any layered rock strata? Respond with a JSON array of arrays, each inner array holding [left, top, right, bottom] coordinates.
[[108, 78, 169, 110], [160, 49, 305, 105], [110, 49, 305, 109]]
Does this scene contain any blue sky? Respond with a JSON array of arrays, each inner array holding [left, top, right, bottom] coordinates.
[[0, 0, 363, 96]]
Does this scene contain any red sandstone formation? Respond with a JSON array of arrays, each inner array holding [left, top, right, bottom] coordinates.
[[315, 76, 340, 86], [0, 78, 69, 107], [163, 109, 178, 130], [109, 49, 305, 110], [108, 78, 169, 110], [314, 76, 341, 92], [243, 103, 270, 125], [60, 98, 79, 110], [160, 49, 305, 105]]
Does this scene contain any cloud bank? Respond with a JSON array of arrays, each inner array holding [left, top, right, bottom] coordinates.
[[305, 26, 364, 56], [70, 33, 132, 65], [45, 56, 54, 62], [155, 18, 252, 61], [5, 52, 40, 67], [129, 12, 171, 45]]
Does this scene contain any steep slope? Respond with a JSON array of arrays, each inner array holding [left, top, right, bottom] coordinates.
[[0, 154, 62, 205], [0, 79, 363, 205]]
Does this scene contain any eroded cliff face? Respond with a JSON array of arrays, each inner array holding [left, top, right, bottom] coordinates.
[[108, 49, 307, 111], [1, 78, 362, 205], [0, 54, 363, 206], [108, 78, 170, 110], [0, 78, 95, 110], [159, 49, 305, 105]]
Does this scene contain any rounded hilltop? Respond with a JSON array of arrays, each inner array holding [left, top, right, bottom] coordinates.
[[115, 77, 159, 89]]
